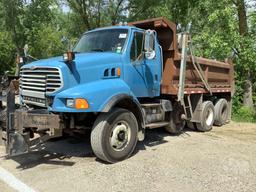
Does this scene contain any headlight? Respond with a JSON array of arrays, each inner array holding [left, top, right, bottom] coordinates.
[[66, 99, 75, 108]]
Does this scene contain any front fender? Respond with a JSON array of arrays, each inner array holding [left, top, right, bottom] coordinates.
[[50, 79, 134, 112]]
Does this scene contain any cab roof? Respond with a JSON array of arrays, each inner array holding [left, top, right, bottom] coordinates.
[[83, 25, 142, 35]]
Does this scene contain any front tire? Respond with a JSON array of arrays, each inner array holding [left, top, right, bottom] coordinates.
[[90, 108, 138, 163]]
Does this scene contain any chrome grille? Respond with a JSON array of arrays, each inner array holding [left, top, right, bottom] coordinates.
[[20, 67, 63, 107]]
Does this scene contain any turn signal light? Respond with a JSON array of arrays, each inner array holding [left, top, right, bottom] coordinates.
[[75, 98, 89, 109]]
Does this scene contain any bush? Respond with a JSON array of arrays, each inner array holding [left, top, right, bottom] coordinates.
[[232, 106, 256, 123]]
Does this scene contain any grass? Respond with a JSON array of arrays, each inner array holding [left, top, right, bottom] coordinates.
[[232, 106, 256, 123]]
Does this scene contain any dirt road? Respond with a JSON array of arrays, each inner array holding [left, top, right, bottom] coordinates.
[[0, 122, 255, 192]]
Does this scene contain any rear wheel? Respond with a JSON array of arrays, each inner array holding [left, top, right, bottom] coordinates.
[[90, 108, 138, 163], [196, 101, 215, 132], [165, 103, 185, 134], [214, 98, 229, 126]]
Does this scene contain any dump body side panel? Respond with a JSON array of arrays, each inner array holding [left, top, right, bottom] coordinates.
[[161, 54, 234, 95]]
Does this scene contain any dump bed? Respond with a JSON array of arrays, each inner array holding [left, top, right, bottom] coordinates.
[[129, 17, 234, 96]]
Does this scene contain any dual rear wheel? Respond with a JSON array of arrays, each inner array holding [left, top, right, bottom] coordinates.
[[188, 98, 229, 132]]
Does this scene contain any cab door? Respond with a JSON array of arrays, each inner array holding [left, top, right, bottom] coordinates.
[[124, 29, 162, 98]]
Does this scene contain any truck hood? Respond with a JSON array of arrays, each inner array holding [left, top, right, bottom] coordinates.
[[22, 52, 121, 69], [21, 52, 122, 93]]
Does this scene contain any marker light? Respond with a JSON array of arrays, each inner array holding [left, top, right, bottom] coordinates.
[[116, 68, 121, 76], [75, 98, 89, 109], [63, 51, 75, 63], [16, 56, 23, 64]]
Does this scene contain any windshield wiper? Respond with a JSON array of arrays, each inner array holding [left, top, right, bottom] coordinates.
[[90, 49, 104, 52]]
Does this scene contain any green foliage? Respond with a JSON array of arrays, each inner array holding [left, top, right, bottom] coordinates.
[[232, 106, 256, 123], [128, 0, 169, 20], [27, 25, 66, 58], [0, 31, 15, 74]]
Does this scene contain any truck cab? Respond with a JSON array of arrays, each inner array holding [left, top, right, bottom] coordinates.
[[20, 26, 162, 112]]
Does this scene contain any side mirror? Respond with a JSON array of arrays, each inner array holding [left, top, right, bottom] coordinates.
[[144, 30, 156, 60]]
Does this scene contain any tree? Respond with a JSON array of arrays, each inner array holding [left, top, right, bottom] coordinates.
[[2, 0, 25, 55], [66, 0, 130, 34], [234, 0, 254, 108], [23, 0, 65, 58]]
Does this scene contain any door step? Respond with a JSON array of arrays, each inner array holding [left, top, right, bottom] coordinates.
[[146, 121, 169, 129], [141, 103, 161, 108]]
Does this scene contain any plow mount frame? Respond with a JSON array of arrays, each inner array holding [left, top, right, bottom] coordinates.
[[1, 81, 62, 157]]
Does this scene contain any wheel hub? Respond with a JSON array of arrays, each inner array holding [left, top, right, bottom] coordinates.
[[206, 108, 214, 126], [110, 121, 131, 151], [117, 131, 125, 141]]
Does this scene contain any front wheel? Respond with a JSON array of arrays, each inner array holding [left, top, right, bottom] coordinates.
[[90, 108, 138, 163]]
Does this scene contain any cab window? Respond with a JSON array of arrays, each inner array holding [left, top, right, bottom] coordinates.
[[130, 32, 144, 62]]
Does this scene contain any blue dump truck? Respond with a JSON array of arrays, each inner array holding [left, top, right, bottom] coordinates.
[[1, 17, 234, 163]]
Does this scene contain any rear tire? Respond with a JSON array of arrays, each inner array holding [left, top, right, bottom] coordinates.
[[214, 99, 229, 126], [196, 101, 215, 132], [165, 103, 185, 134], [90, 108, 138, 163]]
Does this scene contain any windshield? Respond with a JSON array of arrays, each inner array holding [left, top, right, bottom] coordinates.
[[73, 29, 128, 53]]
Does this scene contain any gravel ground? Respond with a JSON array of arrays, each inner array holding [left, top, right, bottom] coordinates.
[[0, 121, 255, 192]]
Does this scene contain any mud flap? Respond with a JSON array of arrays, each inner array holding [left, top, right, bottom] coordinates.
[[6, 112, 29, 156], [7, 132, 29, 156]]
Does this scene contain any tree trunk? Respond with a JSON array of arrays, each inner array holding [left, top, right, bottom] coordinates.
[[236, 0, 254, 108], [243, 72, 254, 108], [237, 0, 247, 36]]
